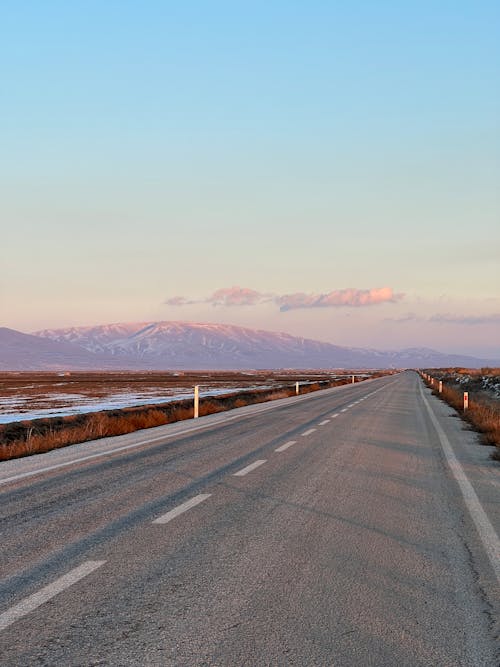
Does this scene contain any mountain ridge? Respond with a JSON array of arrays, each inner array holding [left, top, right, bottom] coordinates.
[[0, 322, 494, 371], [16, 320, 496, 370]]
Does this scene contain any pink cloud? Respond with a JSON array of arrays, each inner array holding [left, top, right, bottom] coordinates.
[[165, 286, 404, 311], [209, 286, 268, 306], [277, 287, 404, 311]]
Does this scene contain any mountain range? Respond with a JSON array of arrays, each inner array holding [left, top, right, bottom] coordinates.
[[0, 321, 496, 370]]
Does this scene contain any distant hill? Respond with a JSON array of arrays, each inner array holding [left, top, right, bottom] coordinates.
[[12, 320, 493, 370], [0, 327, 121, 370]]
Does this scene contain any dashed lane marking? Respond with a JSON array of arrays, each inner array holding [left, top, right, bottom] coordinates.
[[153, 493, 211, 524], [275, 441, 297, 452], [233, 460, 267, 477], [301, 428, 317, 437], [0, 560, 106, 632], [318, 420, 330, 426]]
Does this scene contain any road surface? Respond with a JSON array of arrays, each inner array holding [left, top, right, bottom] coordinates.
[[0, 371, 499, 665]]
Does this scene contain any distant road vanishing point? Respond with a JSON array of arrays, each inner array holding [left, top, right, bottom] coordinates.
[[0, 371, 498, 665]]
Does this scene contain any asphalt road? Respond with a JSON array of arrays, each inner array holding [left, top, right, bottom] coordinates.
[[0, 371, 499, 666]]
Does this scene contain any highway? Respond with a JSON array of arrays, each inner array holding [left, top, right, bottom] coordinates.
[[0, 371, 499, 666]]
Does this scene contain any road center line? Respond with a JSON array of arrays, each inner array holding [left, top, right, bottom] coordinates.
[[275, 440, 297, 452], [301, 428, 316, 436], [420, 384, 500, 584], [233, 460, 267, 476], [318, 420, 330, 426], [0, 560, 106, 632], [153, 493, 211, 524]]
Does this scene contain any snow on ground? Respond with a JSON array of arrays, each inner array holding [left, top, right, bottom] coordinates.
[[0, 386, 274, 424]]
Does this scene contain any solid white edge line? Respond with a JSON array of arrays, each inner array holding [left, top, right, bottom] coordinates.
[[420, 384, 500, 584], [301, 428, 316, 436], [233, 460, 267, 477], [275, 440, 297, 452], [0, 560, 106, 632], [318, 420, 330, 426], [153, 493, 211, 524]]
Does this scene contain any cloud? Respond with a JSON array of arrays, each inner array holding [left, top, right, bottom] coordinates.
[[165, 286, 404, 311], [429, 313, 500, 325], [386, 312, 500, 325], [164, 296, 194, 306], [276, 287, 404, 312], [385, 312, 422, 323], [165, 286, 270, 308], [209, 286, 270, 307]]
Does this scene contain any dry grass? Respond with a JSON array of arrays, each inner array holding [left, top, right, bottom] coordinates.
[[422, 374, 500, 460]]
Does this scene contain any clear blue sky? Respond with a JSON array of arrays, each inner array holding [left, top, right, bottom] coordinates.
[[1, 1, 499, 356]]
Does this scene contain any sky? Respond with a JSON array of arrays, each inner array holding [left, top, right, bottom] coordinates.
[[1, 1, 499, 358]]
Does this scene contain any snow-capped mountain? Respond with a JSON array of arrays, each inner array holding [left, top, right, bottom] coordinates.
[[34, 321, 359, 368], [26, 321, 497, 370]]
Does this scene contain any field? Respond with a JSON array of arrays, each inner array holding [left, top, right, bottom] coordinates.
[[0, 370, 375, 423], [0, 370, 388, 461]]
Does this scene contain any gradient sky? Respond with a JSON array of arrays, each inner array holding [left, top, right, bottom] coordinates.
[[1, 1, 499, 357]]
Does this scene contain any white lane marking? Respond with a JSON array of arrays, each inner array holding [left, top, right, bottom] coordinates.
[[420, 384, 500, 584], [340, 408, 348, 413], [153, 493, 211, 524], [275, 440, 297, 452], [331, 413, 340, 418], [233, 460, 267, 477], [0, 560, 105, 632], [301, 428, 316, 437], [348, 403, 356, 408], [318, 420, 330, 426]]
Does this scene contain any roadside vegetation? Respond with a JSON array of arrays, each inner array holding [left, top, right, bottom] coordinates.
[[0, 373, 390, 461], [421, 368, 500, 460]]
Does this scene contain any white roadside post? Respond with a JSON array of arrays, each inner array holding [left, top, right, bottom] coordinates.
[[295, 381, 300, 395], [464, 392, 469, 411], [431, 377, 434, 386], [352, 375, 355, 384], [439, 380, 443, 393], [194, 385, 199, 419]]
